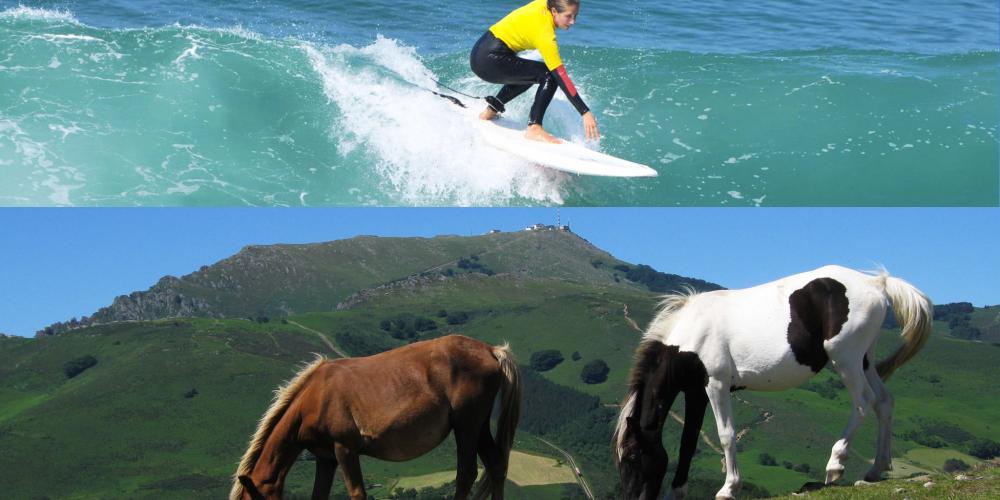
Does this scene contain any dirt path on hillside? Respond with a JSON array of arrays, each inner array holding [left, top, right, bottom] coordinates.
[[733, 394, 776, 442], [622, 304, 642, 332], [536, 437, 595, 500], [286, 320, 349, 358]]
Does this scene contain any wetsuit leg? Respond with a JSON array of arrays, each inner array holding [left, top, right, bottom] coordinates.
[[470, 31, 553, 120], [528, 72, 557, 125]]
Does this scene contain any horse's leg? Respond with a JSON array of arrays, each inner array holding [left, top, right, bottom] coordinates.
[[671, 388, 708, 499], [825, 359, 875, 484], [333, 444, 366, 500], [311, 456, 338, 500], [706, 378, 741, 500], [453, 423, 481, 500], [476, 423, 505, 500], [862, 351, 894, 482]]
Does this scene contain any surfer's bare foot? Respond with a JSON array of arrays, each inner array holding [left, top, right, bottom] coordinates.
[[479, 106, 498, 120], [525, 124, 561, 144]]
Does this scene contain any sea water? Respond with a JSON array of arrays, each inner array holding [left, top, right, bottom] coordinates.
[[0, 0, 996, 206]]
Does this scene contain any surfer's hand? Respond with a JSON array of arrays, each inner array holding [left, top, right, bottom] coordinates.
[[583, 111, 600, 140]]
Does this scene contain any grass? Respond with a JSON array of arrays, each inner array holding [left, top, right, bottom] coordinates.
[[766, 464, 1000, 499], [507, 451, 578, 486]]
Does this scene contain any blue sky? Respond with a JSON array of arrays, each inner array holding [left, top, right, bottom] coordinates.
[[1, 208, 997, 337]]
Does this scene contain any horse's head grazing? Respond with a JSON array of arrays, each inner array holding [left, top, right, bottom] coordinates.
[[236, 475, 267, 500], [617, 341, 684, 499], [617, 415, 668, 500]]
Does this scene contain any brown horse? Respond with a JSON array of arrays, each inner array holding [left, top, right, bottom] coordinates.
[[230, 335, 522, 500]]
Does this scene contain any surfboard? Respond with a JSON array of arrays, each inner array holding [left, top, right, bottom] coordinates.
[[470, 112, 658, 178]]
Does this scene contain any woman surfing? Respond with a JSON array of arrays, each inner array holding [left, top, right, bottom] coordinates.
[[470, 0, 599, 144]]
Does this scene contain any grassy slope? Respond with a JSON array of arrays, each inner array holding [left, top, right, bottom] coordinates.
[[3, 275, 997, 499]]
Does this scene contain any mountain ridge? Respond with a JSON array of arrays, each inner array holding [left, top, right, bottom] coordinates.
[[36, 229, 722, 337]]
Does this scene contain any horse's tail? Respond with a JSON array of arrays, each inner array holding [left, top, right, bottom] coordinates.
[[473, 342, 521, 500], [876, 273, 933, 380], [229, 355, 327, 500]]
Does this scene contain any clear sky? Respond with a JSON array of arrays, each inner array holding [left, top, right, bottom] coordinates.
[[1, 208, 997, 337]]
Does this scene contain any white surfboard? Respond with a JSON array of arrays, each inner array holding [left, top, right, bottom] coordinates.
[[469, 112, 658, 178]]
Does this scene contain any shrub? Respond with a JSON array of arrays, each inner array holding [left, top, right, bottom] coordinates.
[[413, 317, 438, 332], [968, 438, 1000, 460], [943, 458, 970, 473], [446, 311, 468, 325], [571, 351, 581, 361], [794, 463, 811, 474], [580, 359, 610, 384], [530, 350, 565, 372], [64, 355, 98, 378], [436, 309, 448, 318], [758, 453, 777, 466]]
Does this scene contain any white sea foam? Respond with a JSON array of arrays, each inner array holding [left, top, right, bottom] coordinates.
[[300, 38, 566, 206], [0, 6, 79, 24]]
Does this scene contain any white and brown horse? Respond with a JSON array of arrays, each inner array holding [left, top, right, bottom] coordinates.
[[231, 335, 521, 500], [613, 265, 932, 499]]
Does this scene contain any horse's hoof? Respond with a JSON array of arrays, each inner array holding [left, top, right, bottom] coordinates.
[[863, 471, 884, 483]]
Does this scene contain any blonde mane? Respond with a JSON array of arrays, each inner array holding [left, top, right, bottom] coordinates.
[[229, 355, 327, 500]]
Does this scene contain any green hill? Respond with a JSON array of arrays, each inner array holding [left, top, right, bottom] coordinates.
[[38, 229, 719, 337]]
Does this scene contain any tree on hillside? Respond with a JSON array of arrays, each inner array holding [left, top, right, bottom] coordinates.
[[943, 458, 970, 473], [968, 438, 1000, 460], [64, 355, 98, 378], [446, 311, 468, 325], [581, 359, 610, 384], [413, 317, 438, 332], [530, 350, 565, 372], [758, 453, 777, 466]]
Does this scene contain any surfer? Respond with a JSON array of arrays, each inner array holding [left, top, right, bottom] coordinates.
[[470, 0, 599, 144]]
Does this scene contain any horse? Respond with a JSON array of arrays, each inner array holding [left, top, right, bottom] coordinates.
[[230, 334, 522, 500], [612, 265, 933, 500]]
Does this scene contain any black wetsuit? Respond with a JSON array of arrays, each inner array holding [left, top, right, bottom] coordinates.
[[469, 31, 589, 125]]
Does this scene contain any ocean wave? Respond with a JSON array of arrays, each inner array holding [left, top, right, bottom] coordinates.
[[0, 16, 996, 206]]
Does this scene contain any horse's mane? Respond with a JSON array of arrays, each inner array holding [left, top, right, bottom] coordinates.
[[641, 287, 699, 344], [613, 289, 697, 462], [229, 355, 328, 500]]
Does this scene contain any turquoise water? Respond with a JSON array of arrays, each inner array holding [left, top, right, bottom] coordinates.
[[1, 2, 997, 206]]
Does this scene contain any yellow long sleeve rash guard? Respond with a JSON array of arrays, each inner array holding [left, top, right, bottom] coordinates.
[[490, 0, 564, 71], [488, 0, 589, 115]]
